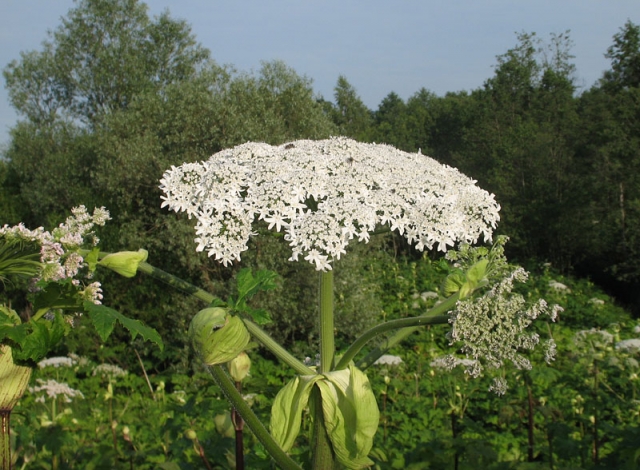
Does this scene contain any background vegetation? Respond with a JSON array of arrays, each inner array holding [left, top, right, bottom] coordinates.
[[2, 0, 640, 467]]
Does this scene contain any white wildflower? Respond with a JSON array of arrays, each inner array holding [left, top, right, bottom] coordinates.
[[38, 356, 76, 369], [589, 298, 605, 305], [633, 325, 640, 334], [67, 353, 90, 367], [489, 377, 509, 395], [160, 137, 500, 270], [430, 355, 479, 375], [81, 282, 103, 305], [92, 363, 128, 379], [374, 354, 404, 366], [29, 379, 84, 403], [548, 280, 571, 292], [616, 339, 640, 354], [421, 291, 439, 301], [575, 329, 614, 349], [1, 206, 110, 282]]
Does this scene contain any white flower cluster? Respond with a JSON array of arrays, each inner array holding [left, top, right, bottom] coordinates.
[[574, 328, 615, 349], [0, 206, 110, 302], [37, 356, 77, 369], [374, 354, 404, 366], [160, 137, 501, 270], [429, 356, 478, 371], [616, 338, 640, 354], [447, 267, 561, 390], [92, 363, 128, 379], [29, 379, 84, 403]]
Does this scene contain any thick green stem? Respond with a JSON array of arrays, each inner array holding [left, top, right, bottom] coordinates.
[[311, 271, 337, 469], [311, 387, 337, 470], [335, 314, 449, 370], [356, 293, 460, 370], [319, 271, 334, 373], [136, 262, 215, 304], [207, 365, 301, 470]]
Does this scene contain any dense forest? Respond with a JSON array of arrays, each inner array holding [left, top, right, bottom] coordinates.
[[3, 2, 640, 322], [0, 0, 640, 468]]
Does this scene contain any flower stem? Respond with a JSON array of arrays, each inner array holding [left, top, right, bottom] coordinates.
[[355, 293, 460, 370], [319, 271, 334, 373], [206, 365, 301, 470], [311, 271, 338, 469], [336, 314, 449, 370]]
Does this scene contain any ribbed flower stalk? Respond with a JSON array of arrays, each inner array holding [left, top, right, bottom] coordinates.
[[0, 346, 33, 470], [313, 271, 337, 469]]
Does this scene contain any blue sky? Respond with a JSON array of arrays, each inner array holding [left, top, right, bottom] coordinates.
[[1, 1, 639, 147]]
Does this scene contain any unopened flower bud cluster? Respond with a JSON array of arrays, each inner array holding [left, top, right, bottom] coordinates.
[[160, 137, 501, 270], [446, 267, 561, 393], [0, 206, 110, 304]]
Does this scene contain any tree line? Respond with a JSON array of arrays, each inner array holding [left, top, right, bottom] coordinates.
[[1, 0, 639, 359]]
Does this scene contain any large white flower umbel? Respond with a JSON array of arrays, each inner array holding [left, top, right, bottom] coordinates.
[[160, 137, 501, 270]]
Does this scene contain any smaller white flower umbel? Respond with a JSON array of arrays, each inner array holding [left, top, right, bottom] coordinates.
[[160, 137, 500, 270]]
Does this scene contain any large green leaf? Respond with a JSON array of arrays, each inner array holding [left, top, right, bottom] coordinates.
[[270, 374, 321, 452], [317, 364, 379, 469], [83, 302, 163, 350], [12, 312, 68, 363]]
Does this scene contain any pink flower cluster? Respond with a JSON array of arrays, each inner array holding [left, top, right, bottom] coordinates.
[[0, 206, 110, 303]]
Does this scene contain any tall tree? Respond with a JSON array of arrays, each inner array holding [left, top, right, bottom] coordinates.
[[601, 20, 640, 91], [458, 32, 582, 268], [4, 0, 210, 127], [330, 75, 372, 140], [371, 92, 412, 150], [577, 21, 640, 302]]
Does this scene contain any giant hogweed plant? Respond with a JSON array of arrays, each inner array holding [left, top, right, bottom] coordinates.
[[154, 137, 560, 469], [0, 207, 162, 470]]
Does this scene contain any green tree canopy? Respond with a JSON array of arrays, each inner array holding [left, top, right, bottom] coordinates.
[[3, 0, 210, 127]]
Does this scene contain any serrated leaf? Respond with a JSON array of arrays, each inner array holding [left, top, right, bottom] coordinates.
[[236, 268, 278, 303], [244, 307, 272, 325], [13, 312, 67, 363], [0, 306, 21, 327], [0, 323, 28, 346], [32, 283, 82, 312], [83, 302, 163, 350]]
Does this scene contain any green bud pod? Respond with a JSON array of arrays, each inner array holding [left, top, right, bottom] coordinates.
[[188, 308, 250, 365], [228, 352, 251, 382], [214, 412, 235, 438], [184, 429, 197, 440], [98, 249, 148, 278]]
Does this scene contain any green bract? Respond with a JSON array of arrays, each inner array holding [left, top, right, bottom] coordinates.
[[228, 351, 251, 382], [188, 307, 250, 365], [270, 364, 379, 469], [98, 249, 148, 278]]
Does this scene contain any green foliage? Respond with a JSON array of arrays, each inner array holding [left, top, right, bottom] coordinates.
[[84, 302, 163, 350]]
